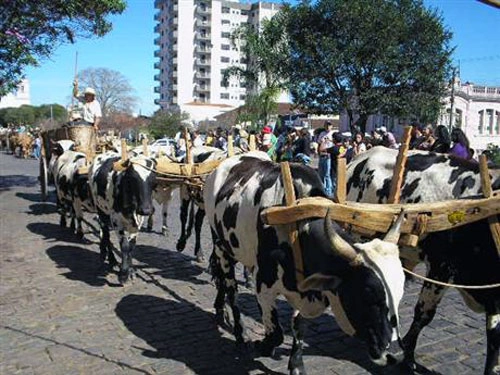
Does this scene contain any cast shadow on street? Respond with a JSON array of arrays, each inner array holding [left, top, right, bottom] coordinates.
[[115, 294, 284, 375], [27, 202, 58, 216], [132, 244, 208, 286], [46, 245, 120, 287], [26, 222, 98, 245], [235, 292, 438, 375], [0, 175, 39, 190]]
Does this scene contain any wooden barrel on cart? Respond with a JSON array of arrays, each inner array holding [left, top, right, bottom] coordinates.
[[63, 125, 97, 157]]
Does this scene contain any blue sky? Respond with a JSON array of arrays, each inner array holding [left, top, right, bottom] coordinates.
[[26, 0, 500, 116]]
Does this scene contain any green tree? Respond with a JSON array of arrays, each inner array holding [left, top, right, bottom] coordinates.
[[75, 67, 138, 117], [148, 110, 190, 139], [0, 0, 126, 96], [222, 14, 289, 126], [284, 0, 453, 134], [36, 104, 67, 123]]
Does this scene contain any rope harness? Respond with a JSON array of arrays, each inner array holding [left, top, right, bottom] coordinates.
[[402, 267, 500, 290]]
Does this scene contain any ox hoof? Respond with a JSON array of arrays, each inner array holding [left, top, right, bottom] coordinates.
[[119, 270, 134, 285], [176, 240, 186, 252], [195, 253, 205, 263], [146, 226, 153, 233], [254, 340, 277, 357], [161, 227, 168, 236], [290, 367, 306, 375]]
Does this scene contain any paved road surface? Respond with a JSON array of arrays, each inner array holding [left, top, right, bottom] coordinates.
[[0, 151, 489, 374]]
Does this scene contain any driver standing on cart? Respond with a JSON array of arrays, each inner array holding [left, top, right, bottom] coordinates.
[[72, 80, 102, 131]]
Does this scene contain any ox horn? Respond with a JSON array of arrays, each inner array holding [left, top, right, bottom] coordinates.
[[324, 209, 359, 264], [383, 209, 406, 244]]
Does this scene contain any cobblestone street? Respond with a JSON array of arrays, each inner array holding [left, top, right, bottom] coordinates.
[[0, 151, 490, 375]]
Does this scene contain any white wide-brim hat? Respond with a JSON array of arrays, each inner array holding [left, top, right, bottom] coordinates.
[[84, 87, 96, 96]]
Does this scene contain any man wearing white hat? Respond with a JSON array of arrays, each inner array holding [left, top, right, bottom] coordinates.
[[73, 80, 102, 130]]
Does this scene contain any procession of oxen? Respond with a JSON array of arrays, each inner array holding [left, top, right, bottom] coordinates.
[[6, 124, 499, 375]]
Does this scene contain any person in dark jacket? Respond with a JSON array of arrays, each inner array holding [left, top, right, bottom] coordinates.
[[430, 125, 451, 153]]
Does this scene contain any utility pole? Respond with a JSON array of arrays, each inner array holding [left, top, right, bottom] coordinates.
[[449, 66, 456, 132]]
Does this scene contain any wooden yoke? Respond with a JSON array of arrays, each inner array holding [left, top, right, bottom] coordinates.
[[227, 135, 234, 156], [280, 162, 304, 283], [184, 127, 192, 165], [142, 138, 149, 156], [249, 134, 256, 151], [388, 126, 412, 203], [388, 126, 417, 246], [479, 154, 500, 256], [335, 158, 347, 204]]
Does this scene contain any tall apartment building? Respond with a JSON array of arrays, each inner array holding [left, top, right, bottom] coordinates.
[[153, 0, 283, 123]]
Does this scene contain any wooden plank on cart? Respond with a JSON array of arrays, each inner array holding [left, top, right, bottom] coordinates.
[[479, 154, 500, 256], [261, 194, 500, 236], [335, 157, 347, 204], [280, 162, 304, 283]]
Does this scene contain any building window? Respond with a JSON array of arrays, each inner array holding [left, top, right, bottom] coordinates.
[[221, 32, 230, 38], [221, 44, 230, 50], [221, 19, 230, 25], [486, 109, 494, 134], [496, 111, 500, 135], [220, 93, 229, 99], [478, 110, 484, 135], [222, 6, 230, 13], [221, 56, 230, 63], [239, 94, 246, 100]]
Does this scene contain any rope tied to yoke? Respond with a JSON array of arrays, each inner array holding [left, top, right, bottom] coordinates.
[[402, 267, 500, 290]]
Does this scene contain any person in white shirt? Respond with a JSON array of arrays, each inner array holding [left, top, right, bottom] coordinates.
[[72, 81, 102, 131]]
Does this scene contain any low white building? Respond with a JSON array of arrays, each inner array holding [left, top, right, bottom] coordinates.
[[340, 81, 500, 153], [0, 79, 31, 109]]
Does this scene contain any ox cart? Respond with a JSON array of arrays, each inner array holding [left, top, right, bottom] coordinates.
[[39, 125, 97, 201]]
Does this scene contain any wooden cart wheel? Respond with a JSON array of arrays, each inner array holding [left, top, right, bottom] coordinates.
[[40, 156, 48, 201]]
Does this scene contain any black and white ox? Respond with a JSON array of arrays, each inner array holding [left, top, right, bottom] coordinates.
[[204, 151, 407, 375], [346, 146, 500, 375], [89, 151, 157, 284], [51, 146, 94, 238]]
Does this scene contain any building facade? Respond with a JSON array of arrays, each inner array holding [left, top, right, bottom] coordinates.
[[0, 79, 31, 109], [340, 81, 500, 153], [153, 0, 284, 123]]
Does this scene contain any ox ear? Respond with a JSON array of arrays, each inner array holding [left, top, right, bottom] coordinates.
[[298, 274, 342, 293]]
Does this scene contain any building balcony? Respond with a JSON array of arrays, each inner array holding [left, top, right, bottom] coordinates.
[[154, 74, 160, 81], [154, 98, 160, 105], [172, 57, 178, 65], [195, 45, 211, 54], [195, 72, 211, 79], [195, 85, 210, 93], [195, 59, 211, 66], [154, 24, 161, 33], [154, 86, 161, 93], [169, 30, 178, 39], [154, 61, 161, 69], [168, 84, 178, 91], [154, 12, 161, 21], [154, 36, 161, 45], [196, 5, 212, 15], [172, 71, 178, 78], [195, 32, 211, 41], [154, 49, 161, 57], [171, 17, 178, 25], [195, 19, 211, 28]]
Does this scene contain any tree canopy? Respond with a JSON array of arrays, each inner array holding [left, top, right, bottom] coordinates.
[[0, 104, 67, 127], [282, 0, 454, 133], [148, 110, 190, 139], [76, 67, 138, 116], [0, 0, 126, 96]]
